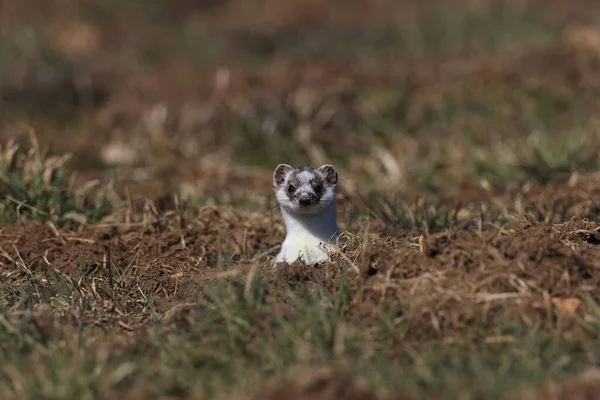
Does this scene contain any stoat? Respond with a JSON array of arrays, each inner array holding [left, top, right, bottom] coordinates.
[[273, 164, 342, 265]]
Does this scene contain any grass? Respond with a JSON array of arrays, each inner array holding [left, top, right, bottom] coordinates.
[[2, 0, 600, 399], [0, 136, 115, 227], [1, 264, 598, 399]]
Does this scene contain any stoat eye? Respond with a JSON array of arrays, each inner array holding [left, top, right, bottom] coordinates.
[[287, 184, 296, 194], [313, 184, 323, 195]]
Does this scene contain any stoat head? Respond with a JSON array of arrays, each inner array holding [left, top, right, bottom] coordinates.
[[273, 164, 338, 215]]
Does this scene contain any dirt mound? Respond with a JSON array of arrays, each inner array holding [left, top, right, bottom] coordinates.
[[344, 220, 600, 340], [3, 210, 599, 340], [0, 207, 282, 330], [0, 206, 281, 273]]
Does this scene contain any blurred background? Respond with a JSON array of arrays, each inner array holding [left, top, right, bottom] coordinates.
[[1, 0, 600, 207]]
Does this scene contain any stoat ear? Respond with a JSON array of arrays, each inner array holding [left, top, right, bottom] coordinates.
[[273, 164, 293, 187], [318, 164, 338, 185]]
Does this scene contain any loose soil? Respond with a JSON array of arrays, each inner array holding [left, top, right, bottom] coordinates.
[[3, 0, 600, 397], [2, 198, 600, 339]]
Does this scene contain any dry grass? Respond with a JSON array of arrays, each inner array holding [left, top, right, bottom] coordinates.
[[2, 0, 600, 398]]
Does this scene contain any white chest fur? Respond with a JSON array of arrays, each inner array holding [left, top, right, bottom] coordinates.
[[275, 202, 341, 265]]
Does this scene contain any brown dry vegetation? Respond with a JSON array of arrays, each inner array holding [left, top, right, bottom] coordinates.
[[2, 0, 600, 399]]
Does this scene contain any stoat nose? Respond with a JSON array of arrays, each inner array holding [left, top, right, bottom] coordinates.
[[299, 196, 311, 206]]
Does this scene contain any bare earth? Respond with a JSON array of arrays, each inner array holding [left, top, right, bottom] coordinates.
[[2, 0, 600, 399]]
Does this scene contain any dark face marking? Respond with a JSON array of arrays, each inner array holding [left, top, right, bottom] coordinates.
[[313, 183, 323, 196], [285, 175, 302, 200], [274, 164, 339, 214], [309, 177, 324, 198], [283, 171, 324, 207]]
